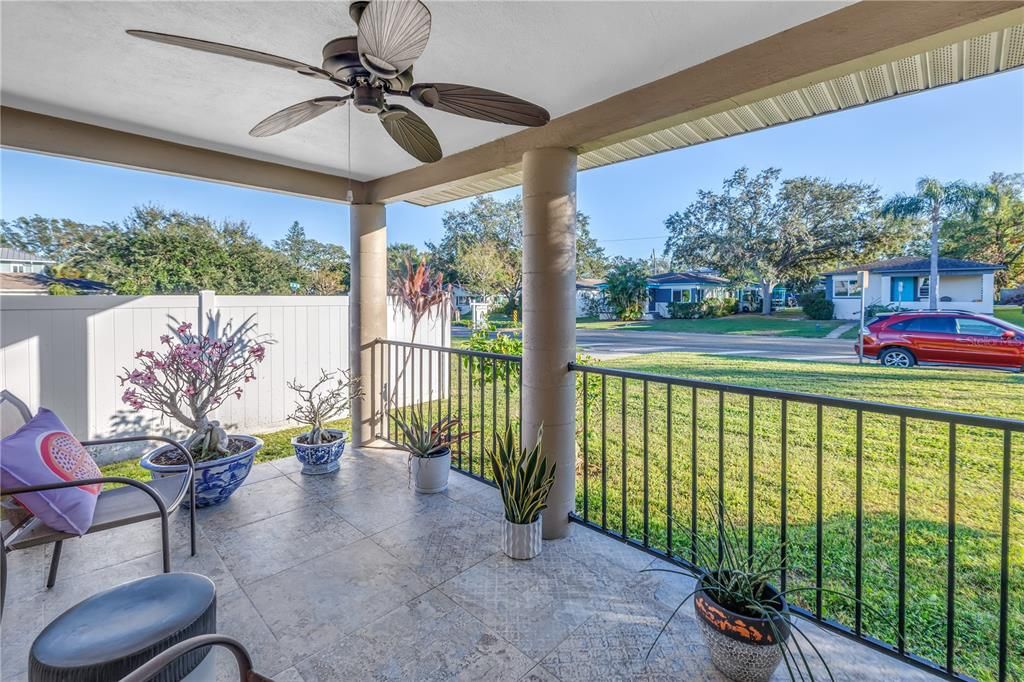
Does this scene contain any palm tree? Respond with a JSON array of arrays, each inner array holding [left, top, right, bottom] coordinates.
[[882, 178, 977, 309]]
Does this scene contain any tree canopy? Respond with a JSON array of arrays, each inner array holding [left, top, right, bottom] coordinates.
[[427, 195, 603, 310], [663, 167, 901, 314], [1, 206, 349, 295]]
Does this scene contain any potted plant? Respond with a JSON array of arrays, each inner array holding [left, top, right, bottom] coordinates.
[[488, 425, 555, 560], [646, 503, 886, 681], [393, 411, 470, 493], [287, 369, 362, 475], [121, 316, 269, 507]]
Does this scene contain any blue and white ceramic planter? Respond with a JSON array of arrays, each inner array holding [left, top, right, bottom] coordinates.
[[291, 429, 347, 475], [140, 435, 263, 507]]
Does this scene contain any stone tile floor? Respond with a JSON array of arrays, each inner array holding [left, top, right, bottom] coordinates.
[[1, 447, 935, 681]]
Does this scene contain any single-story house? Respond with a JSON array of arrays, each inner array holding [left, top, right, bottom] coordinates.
[[0, 247, 54, 274], [0, 272, 113, 295], [645, 271, 731, 317], [575, 278, 603, 317], [823, 257, 1003, 320], [451, 284, 493, 317]]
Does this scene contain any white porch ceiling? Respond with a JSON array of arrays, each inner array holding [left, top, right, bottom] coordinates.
[[0, 1, 849, 183], [410, 20, 1024, 205]]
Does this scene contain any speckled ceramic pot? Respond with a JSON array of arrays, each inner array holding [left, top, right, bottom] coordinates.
[[291, 429, 347, 475], [693, 575, 790, 682], [502, 516, 542, 560]]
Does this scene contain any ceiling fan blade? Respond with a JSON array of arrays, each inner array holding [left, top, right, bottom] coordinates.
[[126, 30, 337, 82], [357, 0, 431, 79], [250, 97, 350, 137], [408, 83, 550, 127], [378, 104, 442, 163]]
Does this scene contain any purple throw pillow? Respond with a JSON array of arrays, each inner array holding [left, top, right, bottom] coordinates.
[[0, 408, 102, 535]]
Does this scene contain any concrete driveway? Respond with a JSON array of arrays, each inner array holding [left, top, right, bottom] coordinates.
[[454, 326, 859, 362]]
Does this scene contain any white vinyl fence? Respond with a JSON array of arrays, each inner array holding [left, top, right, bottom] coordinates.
[[0, 292, 448, 461]]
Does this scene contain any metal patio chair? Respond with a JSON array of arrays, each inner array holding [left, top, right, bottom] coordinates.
[[0, 390, 196, 590]]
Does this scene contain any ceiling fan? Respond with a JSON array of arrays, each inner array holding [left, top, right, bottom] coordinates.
[[126, 0, 551, 164]]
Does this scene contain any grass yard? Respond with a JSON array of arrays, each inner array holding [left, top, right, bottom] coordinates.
[[389, 351, 1022, 680], [576, 313, 845, 337], [995, 304, 1024, 327]]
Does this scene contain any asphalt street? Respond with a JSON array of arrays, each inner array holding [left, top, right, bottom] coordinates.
[[453, 327, 859, 363]]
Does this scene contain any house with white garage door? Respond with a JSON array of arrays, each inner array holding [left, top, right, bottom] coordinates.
[[823, 257, 1003, 320]]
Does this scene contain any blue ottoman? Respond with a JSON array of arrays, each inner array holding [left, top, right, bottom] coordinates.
[[29, 573, 216, 681]]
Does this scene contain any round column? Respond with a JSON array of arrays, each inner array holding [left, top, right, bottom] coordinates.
[[349, 203, 387, 446], [522, 147, 577, 539]]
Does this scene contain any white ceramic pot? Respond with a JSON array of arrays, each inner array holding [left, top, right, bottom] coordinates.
[[502, 516, 543, 560], [410, 448, 451, 493]]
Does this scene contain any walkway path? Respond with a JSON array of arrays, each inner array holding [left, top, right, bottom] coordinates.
[[825, 321, 858, 339]]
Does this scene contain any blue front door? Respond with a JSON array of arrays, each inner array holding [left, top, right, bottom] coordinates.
[[891, 276, 916, 302]]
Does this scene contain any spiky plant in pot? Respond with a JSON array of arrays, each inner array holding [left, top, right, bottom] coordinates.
[[287, 369, 363, 475], [488, 424, 554, 559], [645, 501, 894, 682], [393, 410, 471, 494]]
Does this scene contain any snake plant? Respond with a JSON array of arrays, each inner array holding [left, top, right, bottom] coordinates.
[[488, 424, 556, 525]]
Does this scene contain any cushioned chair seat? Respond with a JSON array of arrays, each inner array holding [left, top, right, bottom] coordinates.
[[29, 572, 216, 682], [7, 475, 188, 550]]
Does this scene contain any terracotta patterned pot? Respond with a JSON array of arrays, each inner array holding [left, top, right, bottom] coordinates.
[[693, 574, 790, 682]]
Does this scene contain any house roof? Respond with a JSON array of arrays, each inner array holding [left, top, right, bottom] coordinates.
[[648, 271, 730, 286], [0, 247, 54, 263], [824, 257, 1004, 276], [576, 278, 603, 290], [0, 272, 112, 294]]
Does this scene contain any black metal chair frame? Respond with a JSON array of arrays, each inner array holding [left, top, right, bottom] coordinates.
[[1, 390, 197, 595], [117, 634, 274, 682]]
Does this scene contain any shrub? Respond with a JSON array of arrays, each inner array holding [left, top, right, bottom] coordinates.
[[800, 290, 834, 320], [463, 329, 522, 384], [603, 261, 649, 320], [668, 297, 738, 319]]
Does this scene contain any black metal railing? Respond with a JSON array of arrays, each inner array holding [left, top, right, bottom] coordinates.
[[371, 338, 1021, 681], [374, 338, 522, 482], [570, 361, 1022, 682]]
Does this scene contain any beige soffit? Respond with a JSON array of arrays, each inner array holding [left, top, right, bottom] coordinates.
[[404, 17, 1024, 207]]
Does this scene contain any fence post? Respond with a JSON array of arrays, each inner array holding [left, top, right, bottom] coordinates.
[[198, 290, 217, 335]]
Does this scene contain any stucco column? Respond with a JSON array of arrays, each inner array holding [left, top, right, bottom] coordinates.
[[350, 203, 387, 446], [522, 148, 577, 539]]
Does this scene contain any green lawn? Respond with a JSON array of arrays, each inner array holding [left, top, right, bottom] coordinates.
[[576, 313, 846, 337], [995, 304, 1024, 327]]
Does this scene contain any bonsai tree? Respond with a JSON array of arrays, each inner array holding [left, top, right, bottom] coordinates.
[[119, 315, 269, 461], [488, 424, 555, 525], [287, 369, 362, 444]]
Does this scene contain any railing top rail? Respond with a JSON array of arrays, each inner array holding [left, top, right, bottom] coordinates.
[[378, 337, 522, 363], [570, 361, 1024, 432]]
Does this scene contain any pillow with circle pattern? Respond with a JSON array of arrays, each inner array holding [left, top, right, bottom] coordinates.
[[0, 408, 102, 535]]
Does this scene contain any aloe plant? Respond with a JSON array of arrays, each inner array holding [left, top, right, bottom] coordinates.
[[488, 425, 555, 525], [393, 410, 471, 457]]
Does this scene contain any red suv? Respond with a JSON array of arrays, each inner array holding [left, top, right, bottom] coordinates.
[[857, 311, 1024, 371]]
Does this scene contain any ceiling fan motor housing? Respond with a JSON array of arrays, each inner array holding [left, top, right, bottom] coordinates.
[[352, 84, 385, 114]]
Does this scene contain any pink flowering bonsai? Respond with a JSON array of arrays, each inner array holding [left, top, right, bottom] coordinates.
[[119, 315, 269, 462]]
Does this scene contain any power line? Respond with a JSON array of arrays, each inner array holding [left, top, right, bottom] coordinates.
[[596, 235, 667, 243]]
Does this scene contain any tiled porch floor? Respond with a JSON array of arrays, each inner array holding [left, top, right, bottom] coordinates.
[[2, 447, 934, 681]]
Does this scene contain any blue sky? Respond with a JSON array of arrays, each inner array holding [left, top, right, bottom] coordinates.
[[2, 70, 1022, 259]]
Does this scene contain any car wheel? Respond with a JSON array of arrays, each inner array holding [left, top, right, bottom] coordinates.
[[880, 347, 915, 368]]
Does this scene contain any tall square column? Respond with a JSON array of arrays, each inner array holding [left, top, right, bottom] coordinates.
[[350, 203, 387, 446], [522, 148, 577, 539]]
